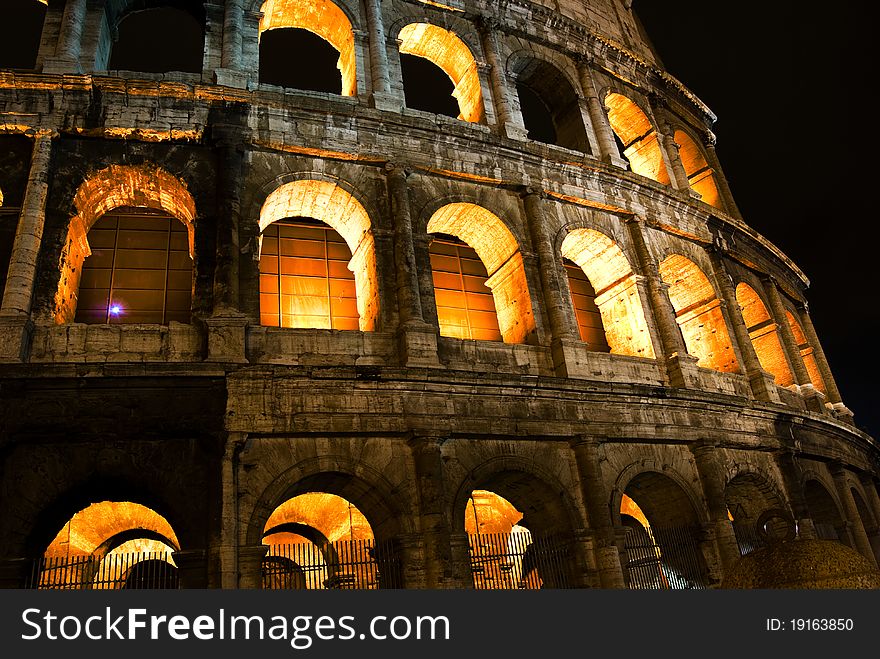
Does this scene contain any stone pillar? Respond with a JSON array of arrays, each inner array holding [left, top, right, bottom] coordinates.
[[647, 97, 690, 192], [830, 464, 878, 567], [796, 303, 853, 421], [172, 549, 208, 588], [708, 248, 780, 402], [238, 545, 269, 589], [774, 450, 817, 539], [449, 532, 474, 588], [702, 132, 742, 219], [689, 441, 741, 573], [762, 277, 824, 412], [410, 435, 457, 588], [0, 558, 32, 589], [219, 434, 246, 589], [576, 58, 627, 168], [859, 475, 880, 562], [625, 217, 701, 389], [364, 0, 395, 109], [207, 121, 249, 363], [221, 0, 244, 69], [0, 132, 55, 362], [477, 17, 528, 141], [43, 0, 88, 73], [570, 437, 625, 588]]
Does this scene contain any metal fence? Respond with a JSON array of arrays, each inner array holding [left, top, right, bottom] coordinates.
[[262, 539, 402, 589], [623, 525, 708, 590], [27, 551, 179, 590], [732, 523, 767, 556], [468, 531, 573, 589]]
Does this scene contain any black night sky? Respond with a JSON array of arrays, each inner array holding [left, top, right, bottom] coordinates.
[[635, 1, 878, 435]]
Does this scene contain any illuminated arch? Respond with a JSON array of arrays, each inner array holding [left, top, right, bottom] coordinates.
[[605, 93, 670, 184], [259, 180, 378, 331], [259, 0, 357, 96], [560, 228, 654, 358], [427, 203, 535, 344], [54, 164, 197, 324], [735, 283, 793, 386], [786, 310, 826, 394], [398, 23, 484, 123], [659, 254, 739, 373], [674, 130, 722, 209]]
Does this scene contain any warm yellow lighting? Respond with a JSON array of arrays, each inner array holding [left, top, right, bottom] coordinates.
[[735, 283, 793, 386], [465, 490, 523, 535], [620, 494, 649, 529], [264, 492, 373, 542], [398, 23, 484, 123], [674, 130, 722, 208], [786, 311, 826, 393], [605, 93, 670, 184], [259, 0, 357, 96]]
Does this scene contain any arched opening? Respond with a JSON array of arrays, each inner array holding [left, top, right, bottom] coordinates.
[[108, 5, 205, 74], [74, 206, 192, 324], [850, 488, 880, 564], [786, 311, 826, 394], [54, 164, 197, 325], [674, 129, 722, 209], [659, 254, 739, 373], [560, 228, 654, 358], [514, 59, 589, 152], [620, 472, 708, 589], [459, 472, 576, 589], [34, 501, 180, 590], [605, 93, 670, 184], [259, 27, 342, 92], [804, 479, 847, 544], [0, 0, 46, 70], [398, 23, 484, 122], [427, 203, 535, 344], [724, 472, 788, 554], [259, 0, 357, 96], [735, 283, 793, 386], [0, 185, 15, 307], [258, 180, 378, 331]]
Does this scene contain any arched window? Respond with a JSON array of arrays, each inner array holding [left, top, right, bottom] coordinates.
[[560, 228, 654, 358], [786, 311, 826, 394], [659, 254, 738, 373], [514, 59, 589, 152], [427, 203, 535, 344], [605, 93, 669, 184], [259, 0, 357, 96], [0, 0, 46, 70], [259, 180, 378, 331], [398, 23, 485, 122], [735, 283, 793, 386], [108, 5, 205, 74], [674, 130, 722, 209]]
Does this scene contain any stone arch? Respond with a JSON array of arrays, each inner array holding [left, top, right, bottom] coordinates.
[[673, 127, 722, 209], [396, 22, 484, 123], [244, 456, 412, 547], [559, 227, 654, 358], [735, 282, 793, 386], [258, 0, 358, 96], [604, 92, 669, 184], [613, 465, 705, 529], [427, 202, 535, 344], [52, 163, 197, 324], [785, 309, 826, 393], [507, 51, 589, 152], [803, 477, 847, 543], [259, 179, 379, 331], [659, 253, 739, 373], [724, 470, 789, 536]]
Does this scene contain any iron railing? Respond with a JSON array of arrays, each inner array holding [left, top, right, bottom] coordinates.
[[468, 531, 573, 589], [732, 523, 767, 556], [27, 551, 179, 590], [623, 525, 708, 590], [262, 539, 402, 589]]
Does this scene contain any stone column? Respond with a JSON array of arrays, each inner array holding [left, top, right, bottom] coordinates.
[[477, 17, 528, 141], [207, 122, 249, 363], [831, 464, 878, 567], [701, 132, 742, 219], [0, 558, 33, 589], [0, 132, 55, 362], [796, 303, 852, 421], [570, 437, 625, 588], [364, 0, 395, 109], [774, 450, 817, 539], [387, 164, 441, 367], [43, 0, 88, 73], [576, 58, 626, 168], [762, 277, 823, 412], [172, 549, 208, 588], [708, 248, 780, 402], [221, 0, 244, 69], [219, 434, 246, 589], [409, 435, 457, 588], [238, 545, 269, 589], [625, 217, 700, 389], [449, 532, 474, 588], [859, 475, 880, 562], [689, 441, 741, 573], [647, 97, 691, 192]]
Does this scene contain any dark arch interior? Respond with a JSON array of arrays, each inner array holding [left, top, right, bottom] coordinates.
[[259, 28, 341, 93], [400, 53, 458, 118], [804, 479, 847, 544], [0, 0, 46, 70], [122, 560, 179, 589], [724, 473, 786, 525], [515, 60, 589, 152], [108, 7, 204, 73], [623, 471, 698, 529]]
